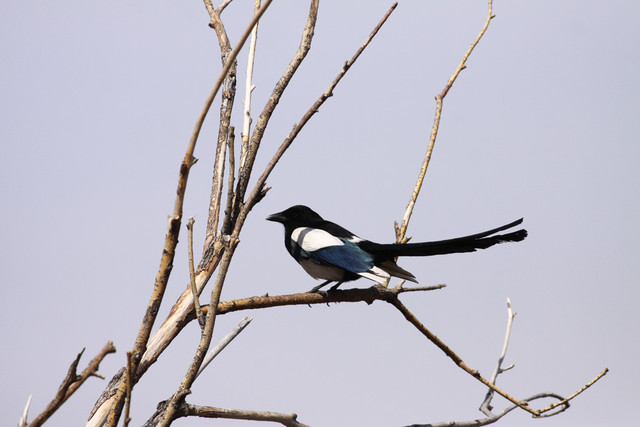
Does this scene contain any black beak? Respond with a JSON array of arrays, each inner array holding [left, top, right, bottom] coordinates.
[[266, 212, 286, 223]]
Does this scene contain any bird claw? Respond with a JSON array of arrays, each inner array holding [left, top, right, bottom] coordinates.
[[308, 288, 328, 297]]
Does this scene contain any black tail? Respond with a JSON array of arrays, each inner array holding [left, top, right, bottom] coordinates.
[[363, 218, 527, 259]]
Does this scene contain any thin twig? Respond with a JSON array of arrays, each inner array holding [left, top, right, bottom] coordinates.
[[196, 316, 253, 378], [406, 392, 567, 427], [18, 395, 31, 427], [395, 0, 495, 243], [535, 368, 609, 417], [217, 0, 233, 14], [480, 298, 516, 415], [187, 218, 205, 329], [397, 284, 447, 293]]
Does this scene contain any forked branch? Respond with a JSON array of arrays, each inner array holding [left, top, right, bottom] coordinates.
[[480, 298, 516, 415], [389, 296, 608, 420], [21, 342, 115, 427]]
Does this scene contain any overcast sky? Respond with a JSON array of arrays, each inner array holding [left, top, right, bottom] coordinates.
[[2, 1, 639, 426]]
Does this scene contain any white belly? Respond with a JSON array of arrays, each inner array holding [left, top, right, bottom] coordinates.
[[298, 259, 346, 281]]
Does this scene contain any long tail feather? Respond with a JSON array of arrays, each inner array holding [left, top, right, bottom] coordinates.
[[364, 219, 527, 258]]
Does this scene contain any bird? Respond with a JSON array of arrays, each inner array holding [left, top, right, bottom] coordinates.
[[267, 205, 527, 292]]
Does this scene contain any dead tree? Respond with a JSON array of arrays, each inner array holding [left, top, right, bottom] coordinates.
[[19, 1, 606, 426]]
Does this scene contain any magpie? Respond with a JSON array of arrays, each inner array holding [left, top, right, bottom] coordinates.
[[267, 205, 527, 292]]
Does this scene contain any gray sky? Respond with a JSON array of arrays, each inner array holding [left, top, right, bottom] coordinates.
[[2, 1, 638, 426]]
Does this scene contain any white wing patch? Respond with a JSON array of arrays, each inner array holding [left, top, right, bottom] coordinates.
[[291, 227, 344, 252], [358, 266, 390, 284]]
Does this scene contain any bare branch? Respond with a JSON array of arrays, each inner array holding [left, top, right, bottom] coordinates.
[[392, 296, 608, 422], [63, 341, 116, 403], [123, 352, 133, 427], [216, 0, 233, 14], [196, 316, 253, 378], [407, 393, 568, 427], [181, 403, 311, 427], [397, 284, 447, 293], [145, 400, 309, 427], [480, 298, 516, 415], [204, 4, 234, 247], [197, 284, 445, 317], [27, 349, 85, 426], [388, 297, 537, 416], [187, 218, 205, 329], [535, 368, 609, 417], [396, 0, 495, 243], [90, 283, 446, 422], [25, 342, 115, 427], [222, 127, 236, 235], [206, 131, 228, 243], [18, 395, 32, 427], [202, 0, 215, 18]]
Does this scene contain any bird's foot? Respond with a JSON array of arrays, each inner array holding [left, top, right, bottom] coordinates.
[[310, 289, 328, 298]]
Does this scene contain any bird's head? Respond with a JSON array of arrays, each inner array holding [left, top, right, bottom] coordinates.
[[266, 205, 324, 227]]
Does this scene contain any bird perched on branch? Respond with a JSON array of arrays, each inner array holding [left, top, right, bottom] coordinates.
[[267, 205, 527, 292]]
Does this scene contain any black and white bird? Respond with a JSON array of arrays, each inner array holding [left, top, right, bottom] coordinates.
[[267, 205, 527, 292]]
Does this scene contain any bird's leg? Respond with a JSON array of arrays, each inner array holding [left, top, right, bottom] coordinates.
[[328, 281, 345, 291], [309, 280, 333, 293]]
